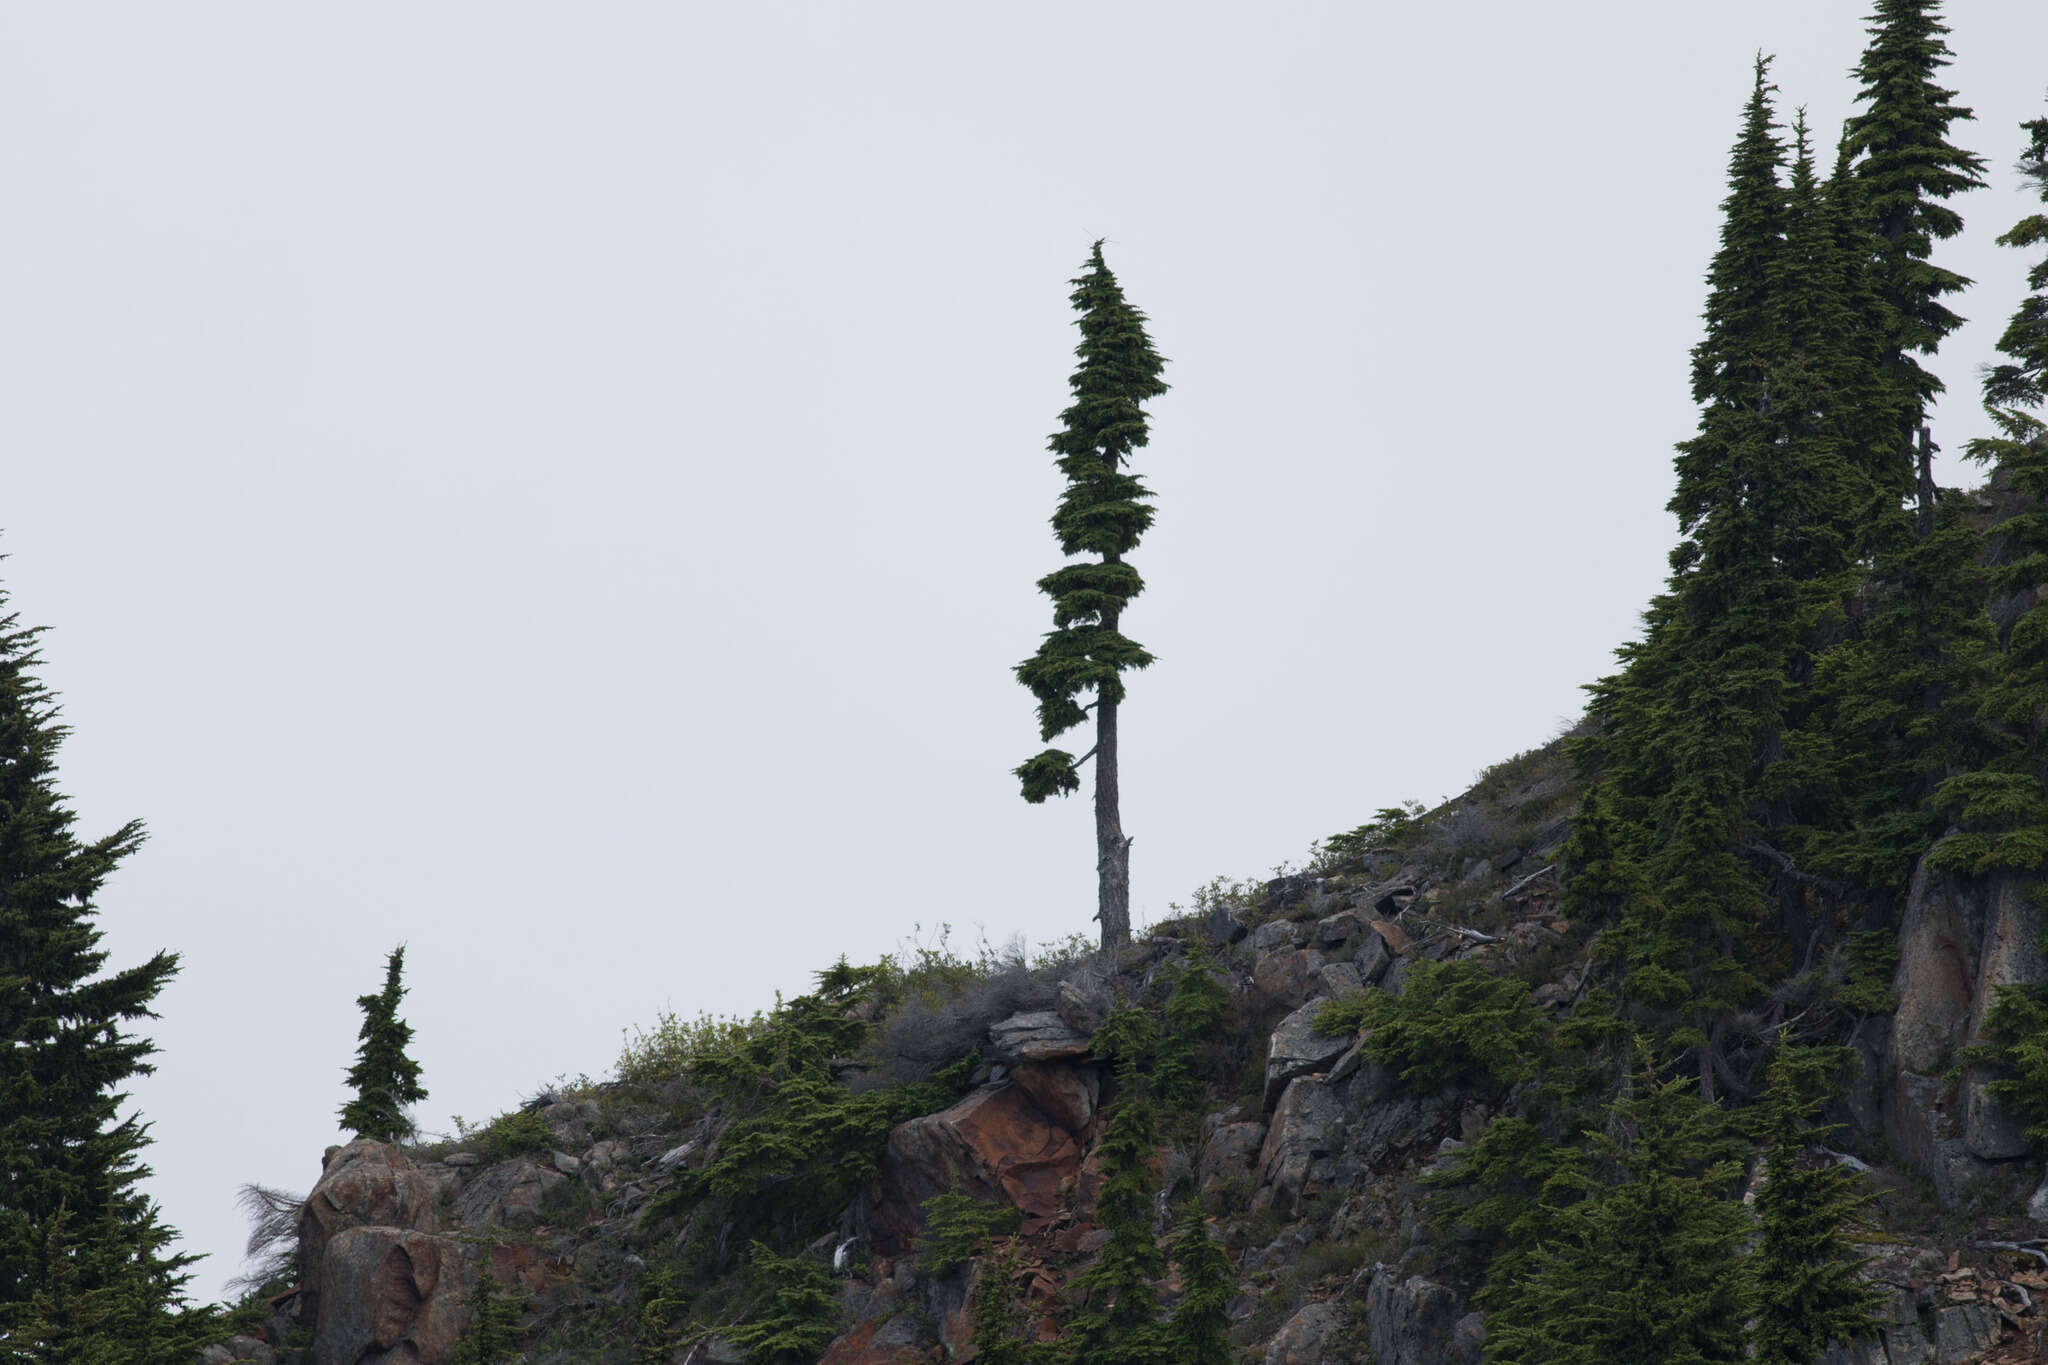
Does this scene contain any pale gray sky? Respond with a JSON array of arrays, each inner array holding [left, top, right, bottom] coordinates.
[[3, 2, 2044, 1303]]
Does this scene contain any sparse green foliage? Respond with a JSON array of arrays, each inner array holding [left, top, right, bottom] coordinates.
[[340, 945, 428, 1143], [1324, 801, 1426, 863], [454, 1109, 556, 1163], [1313, 960, 1547, 1091]]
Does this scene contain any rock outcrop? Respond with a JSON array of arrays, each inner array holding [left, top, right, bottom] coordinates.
[[1886, 864, 2043, 1203]]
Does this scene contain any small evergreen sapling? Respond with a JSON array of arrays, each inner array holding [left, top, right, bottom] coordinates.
[[725, 1243, 839, 1365], [339, 945, 429, 1142], [452, 1260, 523, 1365], [1165, 1210, 1232, 1365], [1065, 1006, 1168, 1365], [1748, 1038, 1883, 1365], [966, 1238, 1045, 1365], [1015, 241, 1170, 951]]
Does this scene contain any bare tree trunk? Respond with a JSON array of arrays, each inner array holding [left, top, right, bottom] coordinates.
[[1095, 662, 1131, 951], [1915, 425, 1936, 538]]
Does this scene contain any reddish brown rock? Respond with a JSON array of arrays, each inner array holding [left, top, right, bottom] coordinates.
[[1007, 1062, 1099, 1135], [312, 1227, 471, 1365], [817, 1316, 932, 1365], [297, 1142, 450, 1334], [873, 1083, 1084, 1253]]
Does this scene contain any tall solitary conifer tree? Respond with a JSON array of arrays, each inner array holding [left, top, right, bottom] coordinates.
[[0, 578, 197, 1358], [1016, 242, 1168, 951], [340, 945, 428, 1142]]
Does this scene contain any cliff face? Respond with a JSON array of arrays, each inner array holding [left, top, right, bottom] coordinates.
[[213, 746, 2048, 1365]]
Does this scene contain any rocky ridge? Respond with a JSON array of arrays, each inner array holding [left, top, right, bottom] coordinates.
[[206, 745, 2048, 1365]]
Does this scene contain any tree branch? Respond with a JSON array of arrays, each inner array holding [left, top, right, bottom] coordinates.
[[1741, 841, 1857, 901]]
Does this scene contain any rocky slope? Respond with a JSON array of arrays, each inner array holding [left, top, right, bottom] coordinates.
[[205, 743, 2048, 1365]]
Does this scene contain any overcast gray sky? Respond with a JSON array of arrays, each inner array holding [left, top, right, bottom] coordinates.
[[4, 2, 2045, 1304]]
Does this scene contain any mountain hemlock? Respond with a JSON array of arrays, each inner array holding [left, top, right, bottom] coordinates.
[[0, 581, 199, 1362], [1485, 1042, 1754, 1365], [339, 944, 429, 1142], [1748, 1038, 1884, 1365], [1063, 1006, 1168, 1365], [1015, 241, 1170, 950]]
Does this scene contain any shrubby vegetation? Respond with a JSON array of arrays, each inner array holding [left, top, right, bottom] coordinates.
[[1313, 959, 1549, 1091]]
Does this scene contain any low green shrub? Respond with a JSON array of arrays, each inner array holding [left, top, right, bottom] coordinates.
[[1314, 959, 1547, 1091]]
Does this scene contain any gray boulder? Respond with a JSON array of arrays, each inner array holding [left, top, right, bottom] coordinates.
[[986, 1010, 1092, 1064], [1264, 1001, 1353, 1110], [1365, 1268, 1481, 1365]]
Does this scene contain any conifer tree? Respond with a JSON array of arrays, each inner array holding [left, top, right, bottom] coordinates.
[[1842, 0, 1987, 510], [339, 945, 428, 1142], [1586, 62, 1871, 1052], [1486, 1041, 1752, 1365], [966, 1239, 1044, 1365], [1748, 1038, 1883, 1365], [1065, 1006, 1168, 1365], [1934, 97, 2048, 876], [0, 581, 196, 1357], [452, 1261, 523, 1365], [1164, 1211, 1232, 1365], [1016, 242, 1169, 950]]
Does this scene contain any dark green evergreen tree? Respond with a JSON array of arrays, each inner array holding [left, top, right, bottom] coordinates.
[[1585, 62, 1873, 1064], [1153, 942, 1228, 1117], [451, 1260, 523, 1365], [339, 945, 428, 1142], [1164, 1210, 1232, 1365], [724, 1243, 839, 1365], [1485, 1042, 1752, 1365], [966, 1239, 1044, 1365], [1748, 1038, 1883, 1365], [1065, 1006, 1167, 1365], [1015, 241, 1169, 950], [1842, 0, 1987, 513], [0, 581, 196, 1358], [1934, 96, 2048, 876]]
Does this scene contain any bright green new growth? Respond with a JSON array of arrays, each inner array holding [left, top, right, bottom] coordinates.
[[340, 945, 429, 1142], [1016, 241, 1169, 950], [1313, 959, 1548, 1091]]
